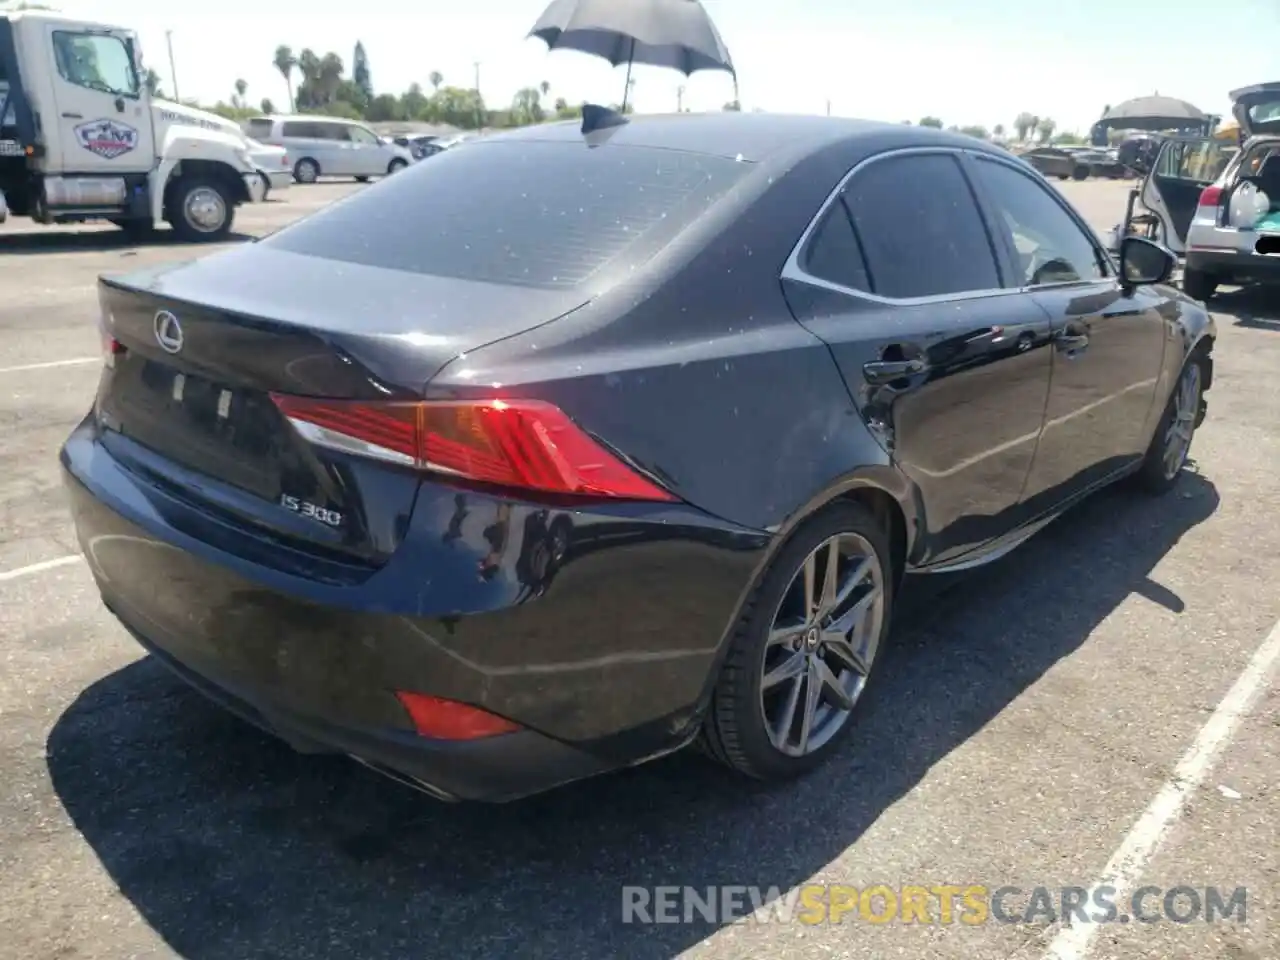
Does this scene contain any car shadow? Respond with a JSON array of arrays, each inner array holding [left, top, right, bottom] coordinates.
[[0, 229, 254, 256], [1213, 285, 1280, 329], [45, 473, 1219, 960]]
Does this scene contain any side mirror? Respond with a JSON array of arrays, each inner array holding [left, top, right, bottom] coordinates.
[[1118, 235, 1176, 287]]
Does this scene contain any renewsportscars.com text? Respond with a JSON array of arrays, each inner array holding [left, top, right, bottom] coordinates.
[[621, 884, 1248, 925]]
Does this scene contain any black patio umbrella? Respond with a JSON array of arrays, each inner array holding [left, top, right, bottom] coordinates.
[[528, 0, 736, 111]]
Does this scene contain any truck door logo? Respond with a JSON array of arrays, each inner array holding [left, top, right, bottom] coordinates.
[[73, 119, 138, 160]]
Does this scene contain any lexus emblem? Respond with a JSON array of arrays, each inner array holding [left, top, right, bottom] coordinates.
[[153, 310, 183, 354]]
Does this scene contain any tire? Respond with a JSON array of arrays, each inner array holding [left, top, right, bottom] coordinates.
[[1056, 173, 1070, 181], [1071, 165, 1089, 181], [386, 158, 408, 176], [1182, 268, 1217, 302], [1135, 351, 1207, 495], [355, 175, 370, 183], [293, 158, 320, 184], [166, 176, 234, 242], [699, 501, 894, 782]]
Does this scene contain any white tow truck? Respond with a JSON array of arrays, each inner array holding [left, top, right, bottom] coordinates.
[[0, 10, 265, 240]]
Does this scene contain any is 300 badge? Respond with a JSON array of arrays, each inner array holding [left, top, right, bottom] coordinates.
[[280, 494, 343, 527]]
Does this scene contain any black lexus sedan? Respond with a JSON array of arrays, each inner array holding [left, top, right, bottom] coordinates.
[[62, 111, 1215, 802]]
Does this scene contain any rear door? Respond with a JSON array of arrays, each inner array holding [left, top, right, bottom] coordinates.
[[46, 25, 154, 174], [1140, 138, 1229, 252], [346, 123, 384, 175], [969, 152, 1168, 506], [780, 148, 1054, 564]]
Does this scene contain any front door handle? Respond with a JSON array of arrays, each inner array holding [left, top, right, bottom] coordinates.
[[61, 111, 83, 119], [863, 357, 928, 385]]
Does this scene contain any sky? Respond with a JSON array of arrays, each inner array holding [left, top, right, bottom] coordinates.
[[39, 0, 1280, 135]]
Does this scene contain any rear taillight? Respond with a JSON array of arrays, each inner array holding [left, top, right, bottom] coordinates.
[[269, 395, 678, 502], [1199, 185, 1223, 207], [99, 315, 124, 368]]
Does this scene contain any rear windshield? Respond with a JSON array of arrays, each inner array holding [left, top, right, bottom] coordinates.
[[261, 140, 751, 289], [246, 118, 273, 139]]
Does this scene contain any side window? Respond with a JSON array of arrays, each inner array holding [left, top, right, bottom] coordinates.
[[843, 153, 1001, 299], [246, 118, 274, 140], [972, 157, 1106, 287], [348, 126, 379, 146], [281, 121, 308, 138], [320, 123, 352, 141], [1155, 142, 1184, 178], [802, 199, 871, 291], [52, 32, 139, 98]]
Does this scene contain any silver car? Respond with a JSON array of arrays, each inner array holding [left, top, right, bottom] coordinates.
[[1126, 82, 1280, 301], [245, 115, 414, 184]]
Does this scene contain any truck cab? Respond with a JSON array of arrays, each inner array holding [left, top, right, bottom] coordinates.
[[0, 10, 264, 240]]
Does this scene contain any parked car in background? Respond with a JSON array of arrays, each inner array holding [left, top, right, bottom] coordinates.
[[1020, 146, 1091, 181], [1122, 82, 1280, 300], [63, 113, 1214, 802], [244, 115, 414, 183], [399, 135, 445, 160], [245, 138, 291, 197]]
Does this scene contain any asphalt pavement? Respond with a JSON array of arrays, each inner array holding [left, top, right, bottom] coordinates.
[[0, 178, 1276, 960]]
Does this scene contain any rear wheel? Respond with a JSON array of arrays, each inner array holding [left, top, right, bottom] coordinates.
[[1182, 268, 1217, 302], [1071, 165, 1089, 181], [166, 176, 234, 242], [1136, 353, 1206, 494], [699, 502, 893, 781], [294, 158, 320, 184], [387, 158, 408, 176]]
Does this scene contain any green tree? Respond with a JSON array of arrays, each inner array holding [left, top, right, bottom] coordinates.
[[232, 78, 247, 109], [510, 86, 545, 126], [273, 45, 297, 112], [428, 70, 443, 93], [993, 123, 1005, 138], [401, 82, 429, 120], [723, 100, 742, 111], [1014, 112, 1036, 141], [957, 125, 989, 140], [295, 49, 321, 107], [143, 67, 164, 98], [353, 41, 372, 100], [259, 97, 275, 115], [1036, 117, 1056, 142], [366, 93, 403, 122], [918, 116, 943, 128]]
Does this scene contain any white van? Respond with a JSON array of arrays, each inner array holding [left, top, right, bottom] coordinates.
[[245, 114, 413, 183]]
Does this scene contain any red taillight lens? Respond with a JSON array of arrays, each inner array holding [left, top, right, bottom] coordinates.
[[395, 691, 522, 740], [269, 394, 678, 502], [1199, 185, 1223, 207]]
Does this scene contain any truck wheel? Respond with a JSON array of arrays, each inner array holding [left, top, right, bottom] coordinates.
[[167, 177, 234, 242], [294, 158, 320, 183]]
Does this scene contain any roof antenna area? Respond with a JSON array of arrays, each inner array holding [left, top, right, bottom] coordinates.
[[581, 103, 628, 136]]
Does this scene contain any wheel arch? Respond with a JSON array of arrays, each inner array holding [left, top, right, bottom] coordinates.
[[686, 468, 919, 731], [164, 159, 250, 209]]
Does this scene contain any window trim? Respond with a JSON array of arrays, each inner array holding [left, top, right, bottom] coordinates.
[[965, 151, 1117, 291], [782, 146, 1017, 306], [51, 30, 140, 100]]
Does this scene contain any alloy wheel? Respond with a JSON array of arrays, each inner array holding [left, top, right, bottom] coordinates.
[[759, 532, 885, 757], [1162, 362, 1201, 480]]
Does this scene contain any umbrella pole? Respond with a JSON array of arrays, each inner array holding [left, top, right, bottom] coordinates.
[[621, 37, 635, 111]]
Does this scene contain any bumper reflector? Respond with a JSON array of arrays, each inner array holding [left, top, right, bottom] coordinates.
[[394, 691, 522, 740]]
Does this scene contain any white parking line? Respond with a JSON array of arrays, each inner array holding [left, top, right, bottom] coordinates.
[[0, 357, 98, 374], [1043, 615, 1280, 960], [0, 554, 83, 582]]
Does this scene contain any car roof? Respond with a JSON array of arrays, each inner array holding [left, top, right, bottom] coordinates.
[[472, 111, 1000, 163]]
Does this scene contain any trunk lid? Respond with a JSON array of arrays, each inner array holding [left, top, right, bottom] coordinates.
[[1231, 82, 1280, 138], [95, 245, 589, 569]]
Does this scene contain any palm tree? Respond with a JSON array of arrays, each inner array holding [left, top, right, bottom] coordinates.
[[233, 78, 247, 108], [273, 45, 297, 112], [296, 49, 321, 107], [142, 67, 164, 98], [1036, 117, 1056, 143], [1014, 112, 1035, 141], [318, 53, 344, 105], [429, 70, 443, 93], [993, 123, 1005, 139], [540, 80, 550, 98]]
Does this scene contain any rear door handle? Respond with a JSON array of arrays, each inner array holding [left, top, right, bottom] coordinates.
[[862, 357, 928, 385]]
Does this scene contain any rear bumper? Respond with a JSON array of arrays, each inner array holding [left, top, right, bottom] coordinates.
[[1185, 248, 1280, 283], [60, 416, 767, 800]]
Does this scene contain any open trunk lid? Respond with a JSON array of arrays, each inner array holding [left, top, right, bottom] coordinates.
[[1231, 82, 1280, 138], [94, 245, 589, 572]]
